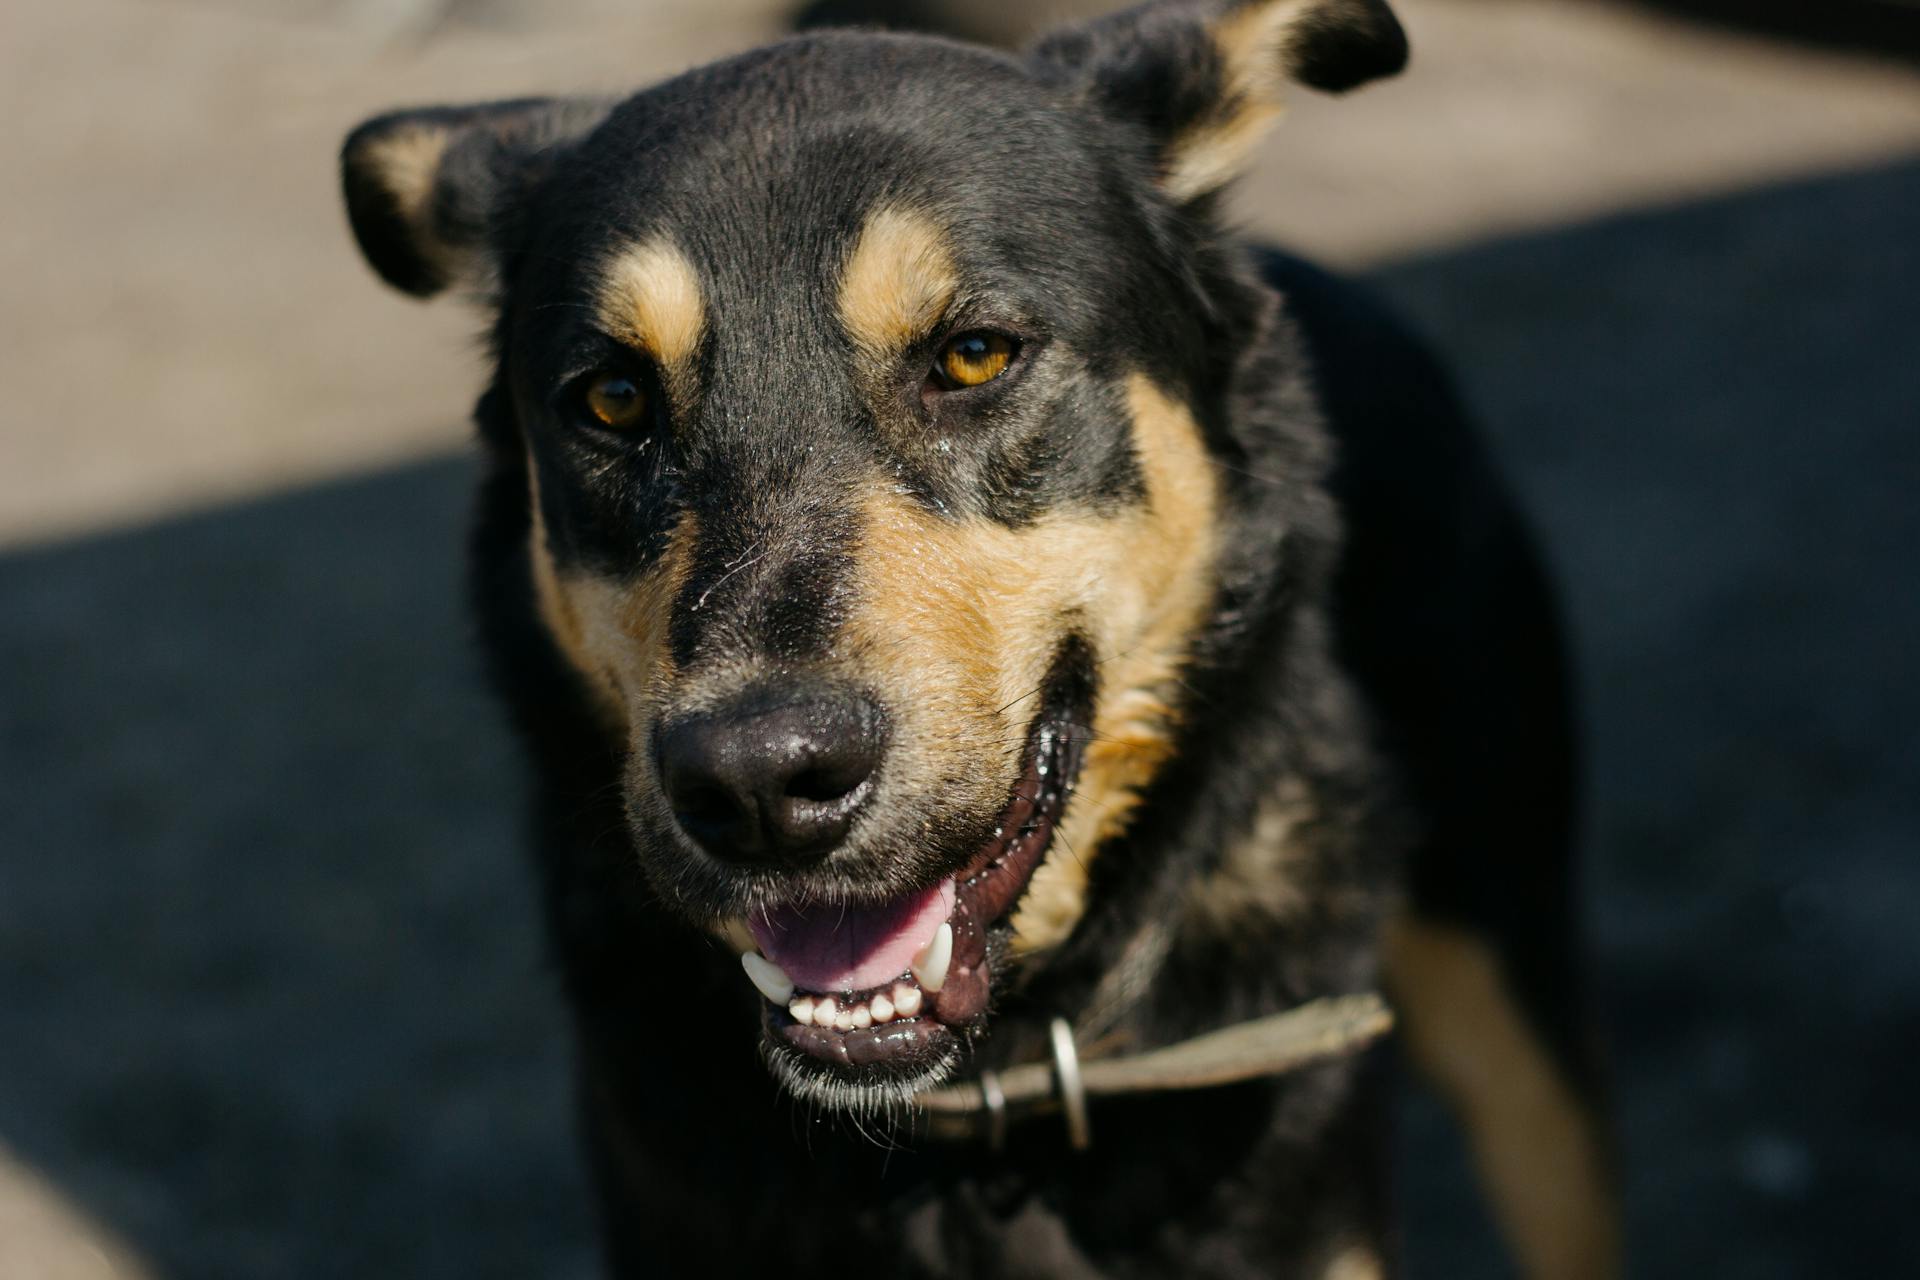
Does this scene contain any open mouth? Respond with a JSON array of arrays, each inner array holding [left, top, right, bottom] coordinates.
[[737, 710, 1086, 1093]]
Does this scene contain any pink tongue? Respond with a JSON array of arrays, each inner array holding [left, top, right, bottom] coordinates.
[[748, 879, 955, 994]]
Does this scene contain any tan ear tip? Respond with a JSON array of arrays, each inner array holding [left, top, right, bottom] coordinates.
[[340, 116, 457, 298]]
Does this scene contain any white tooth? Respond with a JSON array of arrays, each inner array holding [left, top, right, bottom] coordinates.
[[834, 1008, 855, 1031], [789, 997, 814, 1025], [717, 916, 756, 955], [813, 997, 839, 1028], [912, 922, 953, 994], [893, 984, 922, 1018], [851, 1003, 873, 1029], [741, 952, 795, 1005], [870, 993, 895, 1023]]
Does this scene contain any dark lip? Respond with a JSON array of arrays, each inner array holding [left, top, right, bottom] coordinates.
[[755, 708, 1088, 1081]]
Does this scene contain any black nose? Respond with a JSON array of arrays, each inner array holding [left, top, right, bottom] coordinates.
[[658, 689, 886, 867]]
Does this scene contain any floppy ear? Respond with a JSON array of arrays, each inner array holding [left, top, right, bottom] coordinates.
[[1032, 0, 1407, 203], [340, 97, 611, 298]]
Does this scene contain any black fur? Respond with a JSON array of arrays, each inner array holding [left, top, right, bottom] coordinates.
[[341, 98, 612, 297], [342, 4, 1598, 1275]]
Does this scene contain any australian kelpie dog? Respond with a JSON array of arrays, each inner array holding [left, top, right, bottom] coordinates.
[[340, 1, 1616, 1274]]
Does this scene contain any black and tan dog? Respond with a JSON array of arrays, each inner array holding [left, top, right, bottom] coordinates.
[[340, 1, 1616, 1274]]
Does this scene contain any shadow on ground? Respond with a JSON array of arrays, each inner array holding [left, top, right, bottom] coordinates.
[[4, 158, 1917, 1278], [1631, 0, 1920, 65], [1377, 156, 1920, 1279]]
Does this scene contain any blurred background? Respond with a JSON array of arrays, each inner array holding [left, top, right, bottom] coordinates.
[[2, 0, 1916, 1275]]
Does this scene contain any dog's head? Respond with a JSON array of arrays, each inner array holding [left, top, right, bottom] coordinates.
[[342, 0, 1403, 1108]]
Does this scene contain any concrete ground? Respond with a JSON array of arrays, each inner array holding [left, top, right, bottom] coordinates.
[[2, 0, 1917, 1275]]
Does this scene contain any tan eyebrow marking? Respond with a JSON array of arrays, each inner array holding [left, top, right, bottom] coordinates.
[[594, 238, 707, 374], [838, 206, 959, 358]]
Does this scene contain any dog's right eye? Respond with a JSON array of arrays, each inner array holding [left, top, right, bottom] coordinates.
[[575, 372, 650, 432], [931, 332, 1017, 392]]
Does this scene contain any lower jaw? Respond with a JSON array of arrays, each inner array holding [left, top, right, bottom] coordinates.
[[756, 715, 1084, 1092]]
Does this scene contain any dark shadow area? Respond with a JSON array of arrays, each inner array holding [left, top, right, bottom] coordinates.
[[0, 461, 594, 1278], [793, 0, 1920, 65], [1630, 0, 1920, 65], [792, 0, 987, 40], [1373, 156, 1920, 1278], [791, 0, 937, 28], [2, 157, 1916, 1276]]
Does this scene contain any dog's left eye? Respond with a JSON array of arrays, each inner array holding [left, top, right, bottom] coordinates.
[[576, 372, 650, 431], [932, 332, 1017, 391]]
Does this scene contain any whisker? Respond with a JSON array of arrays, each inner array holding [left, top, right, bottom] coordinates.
[[691, 540, 770, 612], [1050, 821, 1090, 878]]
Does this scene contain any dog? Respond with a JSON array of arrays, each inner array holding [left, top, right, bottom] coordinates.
[[339, 1, 1617, 1274]]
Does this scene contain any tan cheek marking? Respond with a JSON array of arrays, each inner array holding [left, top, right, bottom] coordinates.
[[842, 374, 1221, 954], [1014, 375, 1223, 950], [1162, 0, 1313, 202], [595, 239, 707, 393], [526, 455, 696, 731], [1386, 916, 1621, 1280], [838, 206, 958, 359]]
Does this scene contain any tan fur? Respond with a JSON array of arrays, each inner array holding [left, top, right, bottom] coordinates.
[[351, 124, 467, 284], [594, 239, 708, 397], [1321, 1243, 1386, 1280], [837, 206, 960, 359], [1162, 0, 1313, 202], [526, 453, 697, 736], [359, 124, 449, 225], [1386, 916, 1621, 1280], [1181, 776, 1319, 933], [840, 373, 1221, 955]]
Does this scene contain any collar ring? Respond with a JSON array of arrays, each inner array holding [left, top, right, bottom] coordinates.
[[1048, 1017, 1091, 1151]]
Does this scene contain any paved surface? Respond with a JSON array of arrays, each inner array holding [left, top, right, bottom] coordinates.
[[4, 0, 1917, 548], [2, 0, 1918, 1275]]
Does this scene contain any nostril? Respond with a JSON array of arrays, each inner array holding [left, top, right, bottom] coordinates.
[[673, 779, 742, 826], [786, 760, 871, 805], [657, 687, 886, 866]]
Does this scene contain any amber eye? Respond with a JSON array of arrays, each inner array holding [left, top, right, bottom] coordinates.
[[934, 332, 1016, 390], [581, 373, 649, 430]]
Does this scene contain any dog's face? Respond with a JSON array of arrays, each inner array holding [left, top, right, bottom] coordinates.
[[343, 0, 1403, 1107]]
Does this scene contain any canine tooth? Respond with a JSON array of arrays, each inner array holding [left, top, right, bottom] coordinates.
[[893, 984, 922, 1018], [870, 993, 895, 1023], [741, 952, 794, 1005], [813, 997, 839, 1028], [789, 997, 814, 1025], [851, 1003, 873, 1028], [912, 922, 953, 994], [834, 1007, 855, 1031]]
